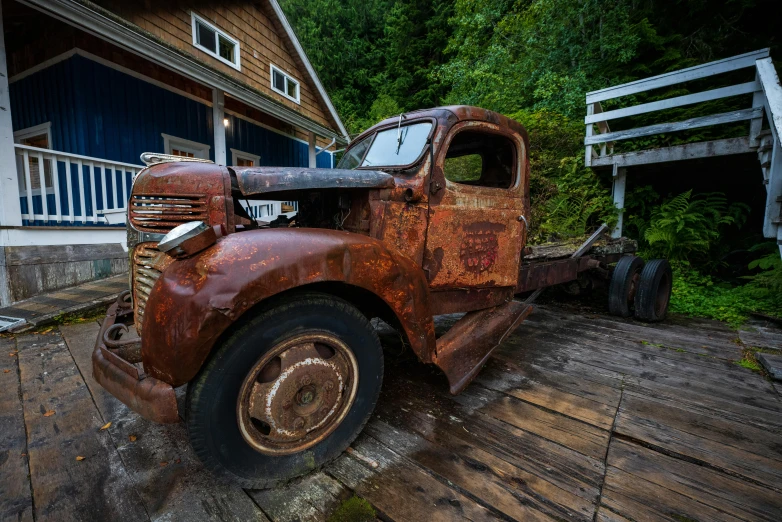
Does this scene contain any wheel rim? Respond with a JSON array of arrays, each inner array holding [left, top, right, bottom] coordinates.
[[237, 332, 359, 455], [627, 270, 641, 308]]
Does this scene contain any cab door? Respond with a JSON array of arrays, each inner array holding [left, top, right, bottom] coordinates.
[[423, 121, 527, 289]]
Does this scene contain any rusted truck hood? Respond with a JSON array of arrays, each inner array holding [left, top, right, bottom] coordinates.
[[232, 167, 395, 196]]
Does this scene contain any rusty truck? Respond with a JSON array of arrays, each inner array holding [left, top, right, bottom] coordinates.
[[93, 106, 671, 487]]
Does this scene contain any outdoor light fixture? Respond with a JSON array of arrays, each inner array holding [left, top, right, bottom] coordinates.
[[223, 117, 230, 127], [158, 221, 219, 258]]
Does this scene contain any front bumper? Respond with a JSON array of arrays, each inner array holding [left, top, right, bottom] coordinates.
[[92, 294, 179, 423]]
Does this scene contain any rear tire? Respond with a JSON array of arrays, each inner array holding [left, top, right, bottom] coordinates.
[[633, 259, 672, 322], [185, 292, 383, 489], [608, 255, 644, 317]]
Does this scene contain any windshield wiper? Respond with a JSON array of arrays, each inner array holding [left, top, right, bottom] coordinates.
[[395, 113, 406, 154]]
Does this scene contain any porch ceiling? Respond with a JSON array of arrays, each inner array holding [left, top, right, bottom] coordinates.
[[14, 0, 349, 144]]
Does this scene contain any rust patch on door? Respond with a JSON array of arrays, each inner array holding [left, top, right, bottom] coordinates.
[[460, 222, 505, 274]]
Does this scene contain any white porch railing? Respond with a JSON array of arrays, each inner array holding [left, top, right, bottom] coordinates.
[[14, 144, 301, 227], [243, 200, 299, 221], [14, 144, 142, 226]]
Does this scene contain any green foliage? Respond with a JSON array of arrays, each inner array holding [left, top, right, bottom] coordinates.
[[537, 156, 617, 240], [506, 109, 616, 241], [444, 154, 482, 182], [280, 0, 453, 135], [669, 261, 782, 327], [642, 191, 749, 262], [745, 243, 782, 291]]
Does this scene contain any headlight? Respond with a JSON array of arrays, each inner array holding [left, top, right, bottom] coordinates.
[[158, 221, 217, 258]]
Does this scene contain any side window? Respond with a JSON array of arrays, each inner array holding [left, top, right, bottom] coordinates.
[[443, 131, 515, 189]]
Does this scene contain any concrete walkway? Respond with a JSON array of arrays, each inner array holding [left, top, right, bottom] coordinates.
[[0, 274, 127, 332]]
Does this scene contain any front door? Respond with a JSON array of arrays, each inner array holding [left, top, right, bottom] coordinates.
[[423, 122, 527, 289]]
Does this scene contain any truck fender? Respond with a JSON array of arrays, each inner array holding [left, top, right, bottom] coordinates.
[[141, 228, 436, 386]]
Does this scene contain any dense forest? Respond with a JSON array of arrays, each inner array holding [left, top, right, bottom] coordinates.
[[281, 0, 782, 327]]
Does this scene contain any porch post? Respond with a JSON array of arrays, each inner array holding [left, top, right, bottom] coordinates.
[[308, 132, 317, 168], [611, 164, 627, 239], [212, 89, 227, 165], [0, 1, 22, 229]]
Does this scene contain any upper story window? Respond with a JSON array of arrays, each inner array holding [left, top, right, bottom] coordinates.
[[191, 12, 241, 70], [270, 64, 300, 103]]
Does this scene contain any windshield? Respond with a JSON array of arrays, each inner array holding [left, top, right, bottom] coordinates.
[[337, 121, 432, 169]]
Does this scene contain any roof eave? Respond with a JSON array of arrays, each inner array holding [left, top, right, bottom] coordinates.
[[17, 0, 349, 145]]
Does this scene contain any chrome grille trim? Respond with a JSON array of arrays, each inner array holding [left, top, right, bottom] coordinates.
[[132, 244, 167, 334], [129, 194, 208, 233]]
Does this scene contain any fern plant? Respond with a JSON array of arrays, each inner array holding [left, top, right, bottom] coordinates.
[[538, 156, 617, 240], [643, 190, 748, 262]]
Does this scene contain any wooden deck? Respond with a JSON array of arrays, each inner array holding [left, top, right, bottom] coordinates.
[[1, 305, 781, 521]]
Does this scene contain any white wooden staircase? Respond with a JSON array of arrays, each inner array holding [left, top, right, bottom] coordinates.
[[584, 50, 782, 259]]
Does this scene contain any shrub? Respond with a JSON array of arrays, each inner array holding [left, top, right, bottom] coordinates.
[[642, 190, 748, 263]]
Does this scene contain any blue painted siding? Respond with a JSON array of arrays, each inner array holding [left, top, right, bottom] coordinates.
[[225, 113, 334, 168], [10, 54, 333, 168], [11, 54, 214, 164]]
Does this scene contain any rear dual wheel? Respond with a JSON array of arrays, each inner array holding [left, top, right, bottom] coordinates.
[[609, 256, 672, 322], [186, 293, 383, 489]]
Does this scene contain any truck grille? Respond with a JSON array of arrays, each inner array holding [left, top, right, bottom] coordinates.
[[129, 194, 208, 232], [132, 244, 167, 334]]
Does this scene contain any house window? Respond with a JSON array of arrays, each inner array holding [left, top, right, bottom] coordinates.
[[14, 122, 53, 193], [231, 149, 260, 167], [270, 64, 300, 103], [162, 133, 211, 160], [191, 12, 241, 70]]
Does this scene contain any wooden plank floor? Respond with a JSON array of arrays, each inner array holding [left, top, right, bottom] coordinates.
[[1, 304, 781, 521]]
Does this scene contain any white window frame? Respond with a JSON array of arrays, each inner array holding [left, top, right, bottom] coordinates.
[[14, 121, 52, 147], [190, 12, 241, 71], [270, 64, 300, 104], [162, 133, 211, 159], [230, 148, 261, 166]]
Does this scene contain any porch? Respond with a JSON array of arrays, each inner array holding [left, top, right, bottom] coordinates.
[[0, 0, 344, 306]]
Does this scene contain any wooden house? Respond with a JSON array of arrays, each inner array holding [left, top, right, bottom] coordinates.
[[0, 0, 349, 305]]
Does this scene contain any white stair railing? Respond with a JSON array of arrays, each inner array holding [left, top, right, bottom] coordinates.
[[14, 144, 142, 225], [754, 58, 782, 257]]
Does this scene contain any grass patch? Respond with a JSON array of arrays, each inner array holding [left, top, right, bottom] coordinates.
[[327, 496, 376, 522], [737, 357, 762, 372], [669, 262, 782, 328]]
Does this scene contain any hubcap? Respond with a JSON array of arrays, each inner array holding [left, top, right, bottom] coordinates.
[[237, 333, 359, 455]]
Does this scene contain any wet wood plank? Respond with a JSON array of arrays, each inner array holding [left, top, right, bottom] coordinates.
[[16, 332, 148, 522], [527, 314, 743, 361], [248, 472, 349, 522], [614, 392, 782, 489], [327, 434, 502, 521], [59, 322, 269, 522], [607, 439, 780, 520], [501, 327, 782, 430], [380, 366, 607, 496], [473, 358, 617, 429], [366, 417, 594, 521], [0, 336, 33, 522]]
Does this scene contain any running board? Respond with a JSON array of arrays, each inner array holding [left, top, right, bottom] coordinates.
[[433, 301, 533, 394]]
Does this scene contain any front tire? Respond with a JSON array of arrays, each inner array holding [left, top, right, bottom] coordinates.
[[186, 293, 383, 489]]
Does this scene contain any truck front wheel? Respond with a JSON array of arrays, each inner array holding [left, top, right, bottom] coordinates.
[[185, 293, 383, 488]]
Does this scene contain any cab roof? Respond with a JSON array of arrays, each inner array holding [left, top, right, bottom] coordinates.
[[352, 105, 528, 144]]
